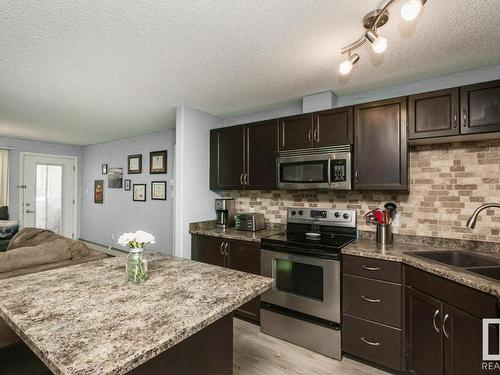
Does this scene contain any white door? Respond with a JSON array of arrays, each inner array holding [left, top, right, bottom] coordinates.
[[20, 154, 76, 238]]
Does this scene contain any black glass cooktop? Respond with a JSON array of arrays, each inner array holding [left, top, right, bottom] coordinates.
[[261, 231, 355, 254]]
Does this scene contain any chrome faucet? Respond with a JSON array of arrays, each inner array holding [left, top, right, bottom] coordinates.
[[466, 203, 500, 229]]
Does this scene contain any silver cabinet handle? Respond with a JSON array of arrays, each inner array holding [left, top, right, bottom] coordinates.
[[361, 295, 381, 303], [433, 309, 440, 334], [443, 314, 450, 338], [453, 114, 457, 128], [313, 128, 319, 143], [463, 111, 468, 127], [220, 242, 225, 255], [224, 242, 229, 256], [355, 169, 359, 184], [244, 173, 248, 185], [307, 129, 312, 143], [240, 173, 244, 185], [361, 337, 380, 346], [362, 265, 380, 271]]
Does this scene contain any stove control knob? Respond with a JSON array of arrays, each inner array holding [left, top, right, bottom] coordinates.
[[343, 213, 349, 219], [298, 210, 303, 216], [334, 212, 340, 218], [291, 210, 296, 216]]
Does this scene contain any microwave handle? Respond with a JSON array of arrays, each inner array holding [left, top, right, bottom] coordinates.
[[327, 155, 332, 186]]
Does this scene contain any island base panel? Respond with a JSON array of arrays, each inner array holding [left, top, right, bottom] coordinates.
[[129, 314, 233, 375]]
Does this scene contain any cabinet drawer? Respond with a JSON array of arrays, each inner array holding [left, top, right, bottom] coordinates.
[[343, 314, 402, 371], [343, 255, 402, 283], [343, 274, 402, 328]]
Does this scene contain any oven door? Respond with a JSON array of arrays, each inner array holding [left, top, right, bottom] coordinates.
[[277, 151, 351, 190], [261, 248, 340, 323]]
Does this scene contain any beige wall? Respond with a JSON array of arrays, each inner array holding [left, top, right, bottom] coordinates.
[[223, 139, 500, 243]]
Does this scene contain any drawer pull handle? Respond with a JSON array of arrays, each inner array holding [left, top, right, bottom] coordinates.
[[361, 295, 381, 303], [433, 309, 440, 334], [362, 265, 380, 271], [360, 337, 380, 346]]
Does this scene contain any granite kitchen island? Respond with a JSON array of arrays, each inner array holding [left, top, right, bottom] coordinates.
[[0, 255, 272, 375]]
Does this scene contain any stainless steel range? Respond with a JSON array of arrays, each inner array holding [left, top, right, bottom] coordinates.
[[260, 207, 357, 360]]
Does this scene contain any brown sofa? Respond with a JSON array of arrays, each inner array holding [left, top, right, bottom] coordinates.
[[0, 228, 108, 348]]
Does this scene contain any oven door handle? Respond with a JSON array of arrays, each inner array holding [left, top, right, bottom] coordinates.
[[327, 155, 332, 186]]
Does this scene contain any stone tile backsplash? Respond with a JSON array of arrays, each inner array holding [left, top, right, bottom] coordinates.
[[222, 139, 500, 243]]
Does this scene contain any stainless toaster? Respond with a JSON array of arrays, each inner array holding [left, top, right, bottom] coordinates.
[[235, 213, 266, 232]]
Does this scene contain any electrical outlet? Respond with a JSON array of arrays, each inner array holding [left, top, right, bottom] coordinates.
[[392, 212, 400, 226]]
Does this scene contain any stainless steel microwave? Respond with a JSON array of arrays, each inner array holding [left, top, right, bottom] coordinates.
[[276, 145, 352, 190]]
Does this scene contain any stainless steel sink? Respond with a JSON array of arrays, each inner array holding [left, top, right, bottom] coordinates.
[[407, 250, 500, 268], [465, 266, 500, 281]]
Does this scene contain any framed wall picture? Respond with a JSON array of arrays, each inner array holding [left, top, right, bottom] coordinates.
[[150, 150, 167, 174], [151, 181, 167, 200], [124, 179, 131, 191], [102, 164, 108, 174], [128, 154, 142, 174], [133, 184, 146, 201], [94, 180, 104, 204], [108, 168, 123, 188]]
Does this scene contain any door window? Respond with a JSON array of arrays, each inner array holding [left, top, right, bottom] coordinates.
[[35, 164, 63, 233]]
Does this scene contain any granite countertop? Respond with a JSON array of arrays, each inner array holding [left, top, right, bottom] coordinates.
[[343, 239, 500, 299], [0, 256, 273, 375], [189, 220, 285, 242]]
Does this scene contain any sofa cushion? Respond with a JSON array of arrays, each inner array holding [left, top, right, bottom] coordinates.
[[7, 228, 61, 251], [0, 239, 72, 274]]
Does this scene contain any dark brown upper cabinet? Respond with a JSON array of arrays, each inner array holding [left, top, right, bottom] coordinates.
[[210, 125, 244, 190], [409, 88, 459, 139], [279, 113, 314, 150], [210, 120, 278, 190], [245, 119, 279, 189], [461, 80, 500, 134], [354, 97, 408, 191], [313, 107, 353, 147]]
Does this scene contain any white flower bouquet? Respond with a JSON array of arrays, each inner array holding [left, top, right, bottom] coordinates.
[[118, 230, 155, 284]]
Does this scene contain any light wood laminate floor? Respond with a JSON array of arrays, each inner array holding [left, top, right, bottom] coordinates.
[[234, 318, 390, 375]]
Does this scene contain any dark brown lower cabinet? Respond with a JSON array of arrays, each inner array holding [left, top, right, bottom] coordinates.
[[191, 234, 261, 323], [342, 255, 403, 372], [405, 286, 443, 375], [405, 266, 499, 375]]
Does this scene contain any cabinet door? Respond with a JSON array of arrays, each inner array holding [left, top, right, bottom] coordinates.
[[245, 119, 278, 189], [210, 126, 244, 190], [409, 88, 459, 139], [278, 114, 313, 150], [354, 97, 408, 190], [313, 107, 353, 147], [191, 235, 226, 267], [226, 240, 261, 323], [461, 80, 500, 134], [405, 286, 443, 375], [443, 303, 498, 375]]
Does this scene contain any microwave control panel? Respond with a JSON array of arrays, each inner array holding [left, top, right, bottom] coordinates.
[[331, 159, 347, 182]]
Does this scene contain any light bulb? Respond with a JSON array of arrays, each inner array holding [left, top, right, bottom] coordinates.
[[339, 54, 359, 75], [401, 0, 422, 21], [371, 35, 387, 53], [365, 31, 387, 54]]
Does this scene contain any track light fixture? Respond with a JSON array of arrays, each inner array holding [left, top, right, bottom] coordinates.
[[339, 0, 427, 75], [339, 54, 360, 75]]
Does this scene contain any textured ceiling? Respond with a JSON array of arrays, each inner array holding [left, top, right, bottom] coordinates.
[[1, 0, 499, 145]]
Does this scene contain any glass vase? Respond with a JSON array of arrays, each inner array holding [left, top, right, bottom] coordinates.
[[126, 248, 148, 284]]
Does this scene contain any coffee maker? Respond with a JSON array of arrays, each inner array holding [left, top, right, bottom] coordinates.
[[215, 198, 235, 229]]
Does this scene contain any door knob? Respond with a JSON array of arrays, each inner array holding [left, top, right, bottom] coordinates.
[[25, 209, 35, 214]]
